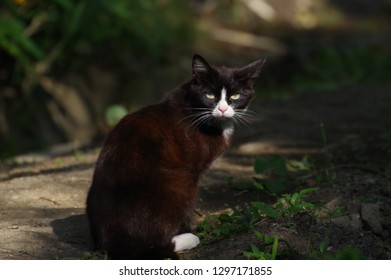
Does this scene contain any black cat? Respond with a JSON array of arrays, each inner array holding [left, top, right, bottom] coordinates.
[[86, 54, 265, 259]]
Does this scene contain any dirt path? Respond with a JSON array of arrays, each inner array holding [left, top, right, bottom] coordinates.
[[1, 84, 390, 259]]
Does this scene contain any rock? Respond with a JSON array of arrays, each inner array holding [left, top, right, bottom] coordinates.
[[325, 196, 343, 210], [360, 204, 383, 236], [331, 213, 362, 231], [315, 196, 343, 219]]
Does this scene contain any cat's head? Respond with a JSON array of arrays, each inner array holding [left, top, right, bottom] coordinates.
[[189, 54, 265, 127]]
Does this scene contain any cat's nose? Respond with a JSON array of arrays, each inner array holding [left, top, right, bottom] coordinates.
[[218, 104, 228, 113]]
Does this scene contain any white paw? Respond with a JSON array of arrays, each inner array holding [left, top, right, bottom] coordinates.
[[172, 233, 200, 252]]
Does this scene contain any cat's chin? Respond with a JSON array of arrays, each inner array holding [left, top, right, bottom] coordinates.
[[214, 116, 234, 132], [214, 115, 233, 123]]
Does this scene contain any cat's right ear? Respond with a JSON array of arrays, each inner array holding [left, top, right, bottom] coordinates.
[[192, 54, 212, 81], [236, 58, 266, 85]]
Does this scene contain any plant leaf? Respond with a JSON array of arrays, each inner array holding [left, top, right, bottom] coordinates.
[[218, 213, 233, 223], [271, 236, 278, 260], [253, 181, 264, 191], [290, 192, 299, 205], [270, 155, 287, 176], [264, 179, 287, 193], [105, 105, 128, 126], [252, 201, 280, 218], [299, 187, 318, 195], [250, 243, 261, 255], [254, 156, 268, 174]]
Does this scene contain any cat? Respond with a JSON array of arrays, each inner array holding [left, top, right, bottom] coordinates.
[[86, 54, 265, 259]]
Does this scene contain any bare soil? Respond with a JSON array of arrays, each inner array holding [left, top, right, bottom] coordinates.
[[1, 84, 390, 259]]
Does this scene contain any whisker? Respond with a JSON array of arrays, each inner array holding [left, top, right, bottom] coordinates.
[[176, 111, 210, 126], [233, 113, 254, 131], [187, 107, 210, 111], [234, 110, 262, 122], [190, 114, 212, 129], [185, 114, 212, 136], [178, 107, 210, 112], [185, 111, 211, 128]]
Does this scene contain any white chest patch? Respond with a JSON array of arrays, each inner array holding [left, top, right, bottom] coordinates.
[[223, 126, 234, 141]]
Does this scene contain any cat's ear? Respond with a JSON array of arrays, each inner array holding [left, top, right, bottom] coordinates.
[[236, 58, 266, 85], [192, 54, 212, 81]]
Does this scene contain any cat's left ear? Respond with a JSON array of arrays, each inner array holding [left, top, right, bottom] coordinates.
[[192, 54, 212, 81], [236, 58, 266, 85]]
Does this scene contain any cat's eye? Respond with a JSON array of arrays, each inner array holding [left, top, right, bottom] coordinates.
[[230, 94, 240, 100], [205, 93, 215, 99]]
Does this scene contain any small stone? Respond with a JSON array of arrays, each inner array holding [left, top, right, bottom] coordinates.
[[360, 204, 383, 236], [7, 225, 19, 229]]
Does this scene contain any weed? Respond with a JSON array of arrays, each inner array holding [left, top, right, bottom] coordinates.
[[274, 188, 317, 217], [330, 246, 364, 260], [253, 155, 288, 194], [311, 238, 364, 260], [243, 231, 278, 260], [198, 155, 320, 259], [253, 155, 314, 194], [286, 156, 312, 172], [197, 210, 251, 243], [318, 123, 336, 183], [325, 205, 347, 219]]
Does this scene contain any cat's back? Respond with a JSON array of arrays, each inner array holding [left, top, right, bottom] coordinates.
[[103, 100, 177, 149], [94, 100, 184, 178]]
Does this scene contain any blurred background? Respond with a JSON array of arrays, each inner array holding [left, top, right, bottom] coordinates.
[[1, 0, 391, 159]]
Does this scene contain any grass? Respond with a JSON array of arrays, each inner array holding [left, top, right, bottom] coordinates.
[[319, 123, 337, 184], [243, 232, 278, 260], [196, 149, 369, 259], [197, 155, 322, 259], [310, 238, 364, 260]]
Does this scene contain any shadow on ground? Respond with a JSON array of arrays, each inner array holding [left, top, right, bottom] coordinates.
[[51, 214, 91, 253]]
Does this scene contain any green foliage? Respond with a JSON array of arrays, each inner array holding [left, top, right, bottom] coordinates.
[[1, 0, 193, 71], [251, 202, 280, 219], [240, 187, 317, 220], [196, 152, 371, 260], [318, 123, 337, 183], [255, 155, 287, 176], [329, 246, 364, 260], [243, 232, 278, 260], [274, 188, 317, 216], [0, 15, 44, 70], [0, 0, 195, 159], [197, 185, 317, 243], [254, 155, 288, 194], [197, 210, 252, 242], [253, 155, 312, 194], [105, 105, 128, 127], [197, 155, 320, 259], [312, 239, 364, 260]]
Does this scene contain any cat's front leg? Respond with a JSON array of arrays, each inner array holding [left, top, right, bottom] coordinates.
[[171, 233, 200, 252]]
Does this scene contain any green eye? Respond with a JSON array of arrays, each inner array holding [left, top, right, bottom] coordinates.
[[206, 93, 215, 99], [230, 94, 240, 100]]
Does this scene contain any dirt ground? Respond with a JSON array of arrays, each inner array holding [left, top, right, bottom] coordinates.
[[1, 84, 390, 259]]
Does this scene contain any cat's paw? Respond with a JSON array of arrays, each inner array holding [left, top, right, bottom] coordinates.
[[172, 233, 200, 252]]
